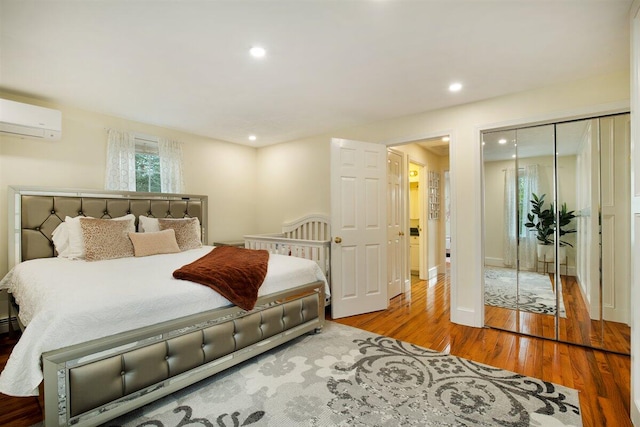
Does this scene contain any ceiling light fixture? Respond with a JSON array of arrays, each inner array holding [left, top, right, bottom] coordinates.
[[498, 138, 507, 144], [249, 46, 266, 58], [449, 82, 462, 92], [442, 136, 450, 142], [248, 135, 257, 141]]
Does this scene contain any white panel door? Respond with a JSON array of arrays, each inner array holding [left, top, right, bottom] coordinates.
[[387, 149, 404, 299], [331, 138, 388, 319], [600, 114, 630, 324]]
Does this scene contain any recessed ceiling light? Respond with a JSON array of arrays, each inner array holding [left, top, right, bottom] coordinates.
[[248, 135, 257, 141], [449, 82, 462, 92], [512, 154, 516, 158], [249, 46, 266, 58], [442, 136, 450, 142], [498, 138, 507, 144]]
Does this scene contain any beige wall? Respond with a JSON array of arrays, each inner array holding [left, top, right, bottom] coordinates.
[[0, 92, 259, 279], [254, 70, 629, 326], [255, 135, 331, 233]]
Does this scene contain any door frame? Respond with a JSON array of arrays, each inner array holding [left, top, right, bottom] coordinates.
[[384, 131, 454, 294], [629, 0, 640, 422]]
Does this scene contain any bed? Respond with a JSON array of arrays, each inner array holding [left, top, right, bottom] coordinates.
[[244, 214, 331, 302], [0, 187, 327, 427]]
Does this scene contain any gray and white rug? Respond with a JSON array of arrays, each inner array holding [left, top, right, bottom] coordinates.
[[106, 322, 582, 427], [485, 266, 567, 317]]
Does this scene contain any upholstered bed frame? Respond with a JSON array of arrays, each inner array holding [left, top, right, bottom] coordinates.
[[6, 186, 325, 426]]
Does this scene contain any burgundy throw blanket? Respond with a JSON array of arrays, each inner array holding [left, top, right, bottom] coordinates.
[[173, 246, 269, 311]]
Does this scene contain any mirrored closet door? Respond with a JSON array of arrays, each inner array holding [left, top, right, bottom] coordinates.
[[482, 113, 630, 354]]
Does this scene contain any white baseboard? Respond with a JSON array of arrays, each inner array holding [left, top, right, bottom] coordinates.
[[484, 257, 577, 276], [451, 306, 482, 327], [484, 257, 504, 267], [0, 317, 19, 334]]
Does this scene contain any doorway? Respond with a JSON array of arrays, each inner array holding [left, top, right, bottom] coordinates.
[[390, 136, 451, 286], [409, 161, 422, 279]]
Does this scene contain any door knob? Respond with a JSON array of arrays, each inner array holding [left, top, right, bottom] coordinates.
[[398, 231, 405, 236], [334, 237, 342, 244]]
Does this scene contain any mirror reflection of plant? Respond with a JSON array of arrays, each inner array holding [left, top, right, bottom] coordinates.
[[524, 193, 576, 247]]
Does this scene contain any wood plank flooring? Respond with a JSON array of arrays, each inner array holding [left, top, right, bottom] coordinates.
[[0, 269, 632, 426], [330, 271, 632, 427]]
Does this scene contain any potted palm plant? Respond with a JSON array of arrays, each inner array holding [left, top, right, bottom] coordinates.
[[524, 193, 576, 261]]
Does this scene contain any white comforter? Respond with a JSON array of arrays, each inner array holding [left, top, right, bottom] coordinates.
[[0, 246, 329, 397]]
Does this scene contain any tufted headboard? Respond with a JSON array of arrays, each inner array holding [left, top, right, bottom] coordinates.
[[8, 186, 208, 268]]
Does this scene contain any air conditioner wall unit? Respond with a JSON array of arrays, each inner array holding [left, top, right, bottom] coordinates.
[[0, 98, 62, 140]]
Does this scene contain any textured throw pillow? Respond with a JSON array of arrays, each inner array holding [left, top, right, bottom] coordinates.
[[158, 217, 202, 251], [138, 215, 160, 233], [65, 214, 135, 259], [128, 229, 181, 257], [79, 217, 135, 261]]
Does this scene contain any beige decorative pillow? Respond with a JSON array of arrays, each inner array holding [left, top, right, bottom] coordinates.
[[128, 229, 181, 257], [158, 217, 202, 251], [79, 217, 135, 261]]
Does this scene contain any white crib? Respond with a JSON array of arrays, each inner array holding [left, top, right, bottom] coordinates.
[[244, 214, 331, 303]]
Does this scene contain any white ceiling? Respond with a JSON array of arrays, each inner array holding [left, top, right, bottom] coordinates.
[[0, 1, 632, 147]]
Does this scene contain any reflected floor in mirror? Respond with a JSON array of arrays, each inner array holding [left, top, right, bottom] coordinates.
[[485, 274, 630, 354], [484, 266, 566, 317]]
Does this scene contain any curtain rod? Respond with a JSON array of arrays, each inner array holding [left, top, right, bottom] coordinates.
[[105, 127, 159, 143]]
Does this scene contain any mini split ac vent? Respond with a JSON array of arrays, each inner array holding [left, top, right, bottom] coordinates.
[[0, 98, 62, 140]]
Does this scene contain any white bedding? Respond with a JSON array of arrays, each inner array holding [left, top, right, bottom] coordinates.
[[0, 246, 329, 397]]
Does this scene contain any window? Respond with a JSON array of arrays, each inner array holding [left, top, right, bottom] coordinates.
[[105, 129, 184, 193], [135, 139, 161, 193]]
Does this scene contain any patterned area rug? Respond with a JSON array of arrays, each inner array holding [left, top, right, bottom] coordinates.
[[107, 322, 582, 427], [485, 266, 567, 317]]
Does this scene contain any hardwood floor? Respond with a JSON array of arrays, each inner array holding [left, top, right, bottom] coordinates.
[[0, 270, 632, 426], [330, 272, 632, 427]]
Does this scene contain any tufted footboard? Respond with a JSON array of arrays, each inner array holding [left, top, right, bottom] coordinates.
[[42, 281, 325, 427]]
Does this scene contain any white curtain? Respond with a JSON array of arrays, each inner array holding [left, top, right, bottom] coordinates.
[[503, 165, 540, 269], [503, 168, 518, 267], [105, 129, 136, 191], [158, 138, 185, 194], [519, 164, 539, 270]]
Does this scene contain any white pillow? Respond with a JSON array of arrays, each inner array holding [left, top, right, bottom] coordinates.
[[64, 214, 135, 259], [51, 222, 70, 257], [138, 215, 160, 233]]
